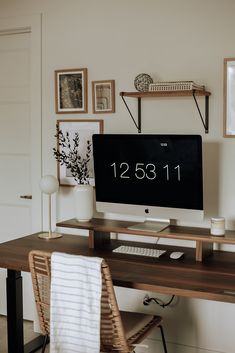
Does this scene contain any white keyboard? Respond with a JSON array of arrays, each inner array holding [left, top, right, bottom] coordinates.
[[112, 245, 166, 258]]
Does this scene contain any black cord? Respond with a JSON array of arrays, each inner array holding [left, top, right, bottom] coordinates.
[[143, 295, 175, 308]]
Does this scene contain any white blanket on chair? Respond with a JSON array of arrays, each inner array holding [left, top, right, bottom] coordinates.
[[50, 252, 103, 353]]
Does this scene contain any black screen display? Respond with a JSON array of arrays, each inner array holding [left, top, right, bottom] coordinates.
[[92, 134, 203, 211]]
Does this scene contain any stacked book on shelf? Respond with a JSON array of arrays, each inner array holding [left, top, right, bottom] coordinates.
[[149, 81, 205, 92]]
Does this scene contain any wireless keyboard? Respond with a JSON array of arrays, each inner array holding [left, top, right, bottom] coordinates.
[[112, 245, 166, 258]]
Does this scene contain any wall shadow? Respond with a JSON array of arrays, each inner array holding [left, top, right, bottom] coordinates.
[[203, 142, 220, 219]]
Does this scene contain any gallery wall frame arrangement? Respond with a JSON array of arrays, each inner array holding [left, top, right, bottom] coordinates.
[[55, 119, 103, 186], [224, 58, 235, 137], [55, 68, 88, 114], [92, 80, 115, 113]]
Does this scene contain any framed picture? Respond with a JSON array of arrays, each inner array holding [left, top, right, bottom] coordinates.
[[224, 58, 235, 137], [55, 68, 88, 114], [56, 119, 103, 186], [92, 80, 115, 113]]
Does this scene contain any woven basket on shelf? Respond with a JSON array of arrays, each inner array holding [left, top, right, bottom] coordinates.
[[149, 81, 205, 92]]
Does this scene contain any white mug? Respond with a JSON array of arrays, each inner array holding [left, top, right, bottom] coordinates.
[[210, 217, 225, 236]]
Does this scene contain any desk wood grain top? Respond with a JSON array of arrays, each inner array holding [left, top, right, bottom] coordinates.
[[1, 233, 235, 304]]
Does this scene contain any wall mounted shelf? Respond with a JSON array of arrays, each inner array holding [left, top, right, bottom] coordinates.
[[120, 89, 211, 133]]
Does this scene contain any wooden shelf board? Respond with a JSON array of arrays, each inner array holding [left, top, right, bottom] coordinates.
[[57, 218, 235, 245], [120, 90, 211, 98], [161, 225, 235, 245]]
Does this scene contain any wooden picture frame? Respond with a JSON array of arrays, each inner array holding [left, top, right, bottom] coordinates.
[[56, 119, 103, 186], [92, 80, 115, 113], [224, 58, 235, 137], [55, 68, 88, 114]]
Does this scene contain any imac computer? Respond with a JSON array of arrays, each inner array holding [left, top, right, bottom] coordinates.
[[92, 134, 203, 231]]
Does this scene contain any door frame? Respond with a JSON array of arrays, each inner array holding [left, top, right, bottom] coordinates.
[[0, 14, 42, 232]]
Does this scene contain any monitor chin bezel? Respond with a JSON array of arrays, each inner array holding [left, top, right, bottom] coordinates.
[[96, 201, 204, 223]]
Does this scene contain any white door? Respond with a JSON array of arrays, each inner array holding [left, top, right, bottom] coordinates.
[[0, 16, 42, 320]]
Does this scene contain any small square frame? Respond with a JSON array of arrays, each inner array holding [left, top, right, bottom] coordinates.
[[56, 119, 103, 186], [55, 68, 88, 114], [92, 80, 115, 113]]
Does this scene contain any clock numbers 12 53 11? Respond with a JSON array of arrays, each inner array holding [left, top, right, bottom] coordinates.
[[110, 162, 181, 181]]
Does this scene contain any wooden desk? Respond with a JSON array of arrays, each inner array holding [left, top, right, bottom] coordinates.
[[1, 230, 235, 352]]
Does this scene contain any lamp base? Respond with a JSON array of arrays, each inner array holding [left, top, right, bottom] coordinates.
[[38, 232, 63, 240]]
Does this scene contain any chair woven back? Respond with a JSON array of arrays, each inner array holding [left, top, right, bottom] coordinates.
[[29, 251, 51, 336], [29, 250, 133, 353], [100, 259, 132, 352]]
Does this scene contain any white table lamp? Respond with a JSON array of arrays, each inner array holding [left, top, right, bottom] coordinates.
[[38, 175, 62, 239]]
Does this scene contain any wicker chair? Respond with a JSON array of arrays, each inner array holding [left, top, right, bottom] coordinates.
[[29, 250, 168, 353]]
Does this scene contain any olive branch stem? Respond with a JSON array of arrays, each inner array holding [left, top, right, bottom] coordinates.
[[53, 124, 92, 185]]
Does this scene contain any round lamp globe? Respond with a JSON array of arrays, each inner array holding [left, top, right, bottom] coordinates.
[[39, 175, 59, 195]]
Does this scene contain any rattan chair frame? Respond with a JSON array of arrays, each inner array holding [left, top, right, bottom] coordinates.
[[29, 250, 167, 353]]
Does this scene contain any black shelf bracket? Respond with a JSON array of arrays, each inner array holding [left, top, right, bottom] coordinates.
[[120, 91, 210, 134], [120, 93, 142, 133], [192, 90, 209, 134]]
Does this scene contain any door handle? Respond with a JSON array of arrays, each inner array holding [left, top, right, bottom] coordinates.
[[20, 195, 32, 200]]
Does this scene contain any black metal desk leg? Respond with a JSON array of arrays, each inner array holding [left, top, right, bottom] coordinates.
[[6, 269, 46, 353], [7, 269, 24, 353]]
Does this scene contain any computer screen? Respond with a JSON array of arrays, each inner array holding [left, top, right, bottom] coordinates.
[[92, 134, 203, 222]]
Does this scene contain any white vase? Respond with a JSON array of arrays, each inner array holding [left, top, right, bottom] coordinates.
[[74, 184, 93, 222]]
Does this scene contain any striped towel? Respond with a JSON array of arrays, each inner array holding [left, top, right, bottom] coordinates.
[[50, 252, 103, 353]]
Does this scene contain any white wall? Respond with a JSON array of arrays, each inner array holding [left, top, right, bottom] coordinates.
[[1, 0, 235, 352]]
